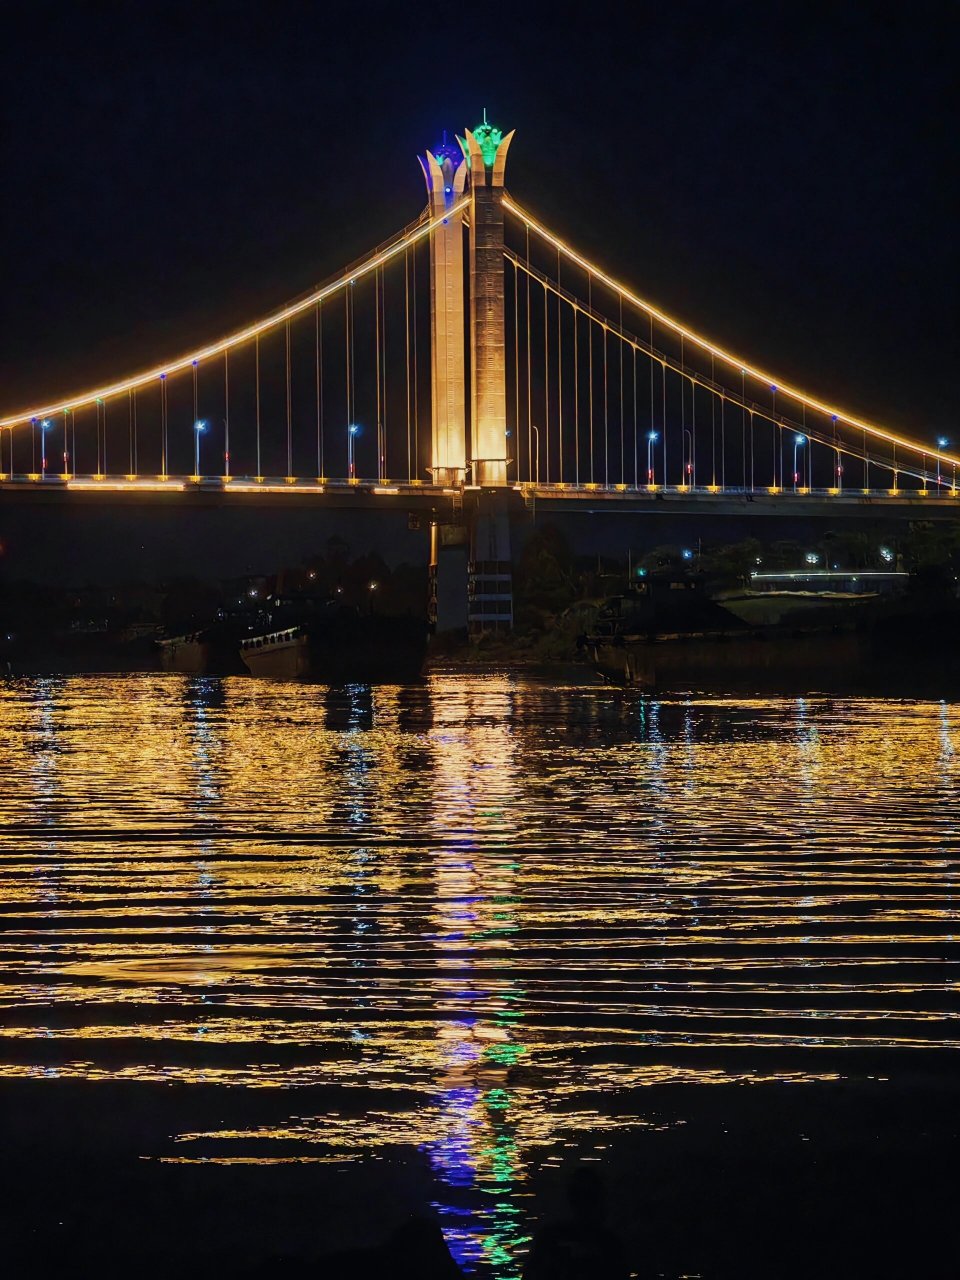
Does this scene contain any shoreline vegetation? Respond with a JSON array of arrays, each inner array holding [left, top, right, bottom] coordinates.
[[2, 522, 958, 688]]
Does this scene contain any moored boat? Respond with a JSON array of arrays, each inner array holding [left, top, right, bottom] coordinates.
[[239, 608, 427, 682]]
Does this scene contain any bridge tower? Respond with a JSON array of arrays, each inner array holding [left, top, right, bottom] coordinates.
[[460, 113, 514, 487], [420, 133, 470, 632], [419, 134, 469, 488], [460, 113, 515, 631]]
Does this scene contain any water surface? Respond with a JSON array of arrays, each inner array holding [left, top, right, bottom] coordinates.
[[1, 675, 957, 1276]]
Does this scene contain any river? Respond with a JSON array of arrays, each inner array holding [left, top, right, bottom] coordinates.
[[1, 674, 957, 1277]]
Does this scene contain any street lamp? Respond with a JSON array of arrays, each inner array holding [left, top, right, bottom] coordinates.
[[193, 420, 206, 477], [530, 424, 540, 483], [40, 420, 51, 476], [347, 423, 360, 480], [647, 430, 658, 486], [793, 434, 805, 491], [936, 437, 949, 487], [682, 427, 693, 485]]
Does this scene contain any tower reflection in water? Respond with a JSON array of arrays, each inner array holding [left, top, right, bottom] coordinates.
[[426, 678, 529, 1275]]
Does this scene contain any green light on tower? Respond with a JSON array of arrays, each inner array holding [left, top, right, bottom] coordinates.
[[472, 108, 503, 168]]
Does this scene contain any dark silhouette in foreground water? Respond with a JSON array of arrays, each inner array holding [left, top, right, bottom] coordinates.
[[522, 1168, 629, 1280], [245, 1214, 462, 1278]]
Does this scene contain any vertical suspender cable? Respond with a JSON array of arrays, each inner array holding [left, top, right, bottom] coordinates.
[[345, 293, 352, 473], [661, 360, 667, 489], [588, 278, 594, 483], [379, 277, 386, 480], [573, 304, 579, 486], [192, 360, 198, 453], [375, 267, 382, 480], [618, 298, 624, 484], [526, 231, 532, 482], [632, 346, 638, 488], [255, 336, 262, 478], [691, 379, 696, 487], [679, 341, 685, 485], [556, 249, 563, 483], [741, 370, 747, 491], [160, 375, 167, 476], [285, 320, 292, 477], [543, 279, 549, 483], [514, 260, 520, 481], [412, 246, 418, 480], [128, 389, 134, 475], [602, 327, 608, 486], [224, 350, 231, 477], [321, 299, 330, 476], [711, 357, 717, 487], [404, 249, 411, 482]]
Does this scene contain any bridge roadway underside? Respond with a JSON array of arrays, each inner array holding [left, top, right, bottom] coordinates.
[[1, 480, 959, 522]]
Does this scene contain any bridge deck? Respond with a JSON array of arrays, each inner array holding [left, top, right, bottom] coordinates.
[[1, 475, 958, 518]]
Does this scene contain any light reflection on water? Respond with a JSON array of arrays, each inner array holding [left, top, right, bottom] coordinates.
[[1, 674, 958, 1276]]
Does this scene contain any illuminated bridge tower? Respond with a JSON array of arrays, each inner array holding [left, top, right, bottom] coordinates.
[[419, 133, 469, 487], [461, 114, 514, 487], [461, 114, 515, 631], [421, 133, 470, 632]]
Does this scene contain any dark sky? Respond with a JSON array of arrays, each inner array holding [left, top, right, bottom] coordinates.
[[1, 0, 955, 438]]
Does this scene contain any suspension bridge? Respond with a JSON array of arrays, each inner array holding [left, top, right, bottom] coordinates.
[[2, 116, 956, 628]]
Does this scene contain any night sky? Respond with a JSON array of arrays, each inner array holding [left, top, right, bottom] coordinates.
[[0, 1, 955, 579]]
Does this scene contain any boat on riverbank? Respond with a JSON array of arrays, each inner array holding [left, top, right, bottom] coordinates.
[[157, 622, 249, 675], [239, 607, 427, 682]]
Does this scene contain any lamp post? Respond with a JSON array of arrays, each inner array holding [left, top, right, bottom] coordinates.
[[348, 424, 359, 480], [647, 430, 658, 486], [193, 420, 206, 477], [530, 423, 540, 483], [40, 420, 51, 476], [682, 427, 693, 486], [937, 437, 949, 488], [793, 434, 805, 492]]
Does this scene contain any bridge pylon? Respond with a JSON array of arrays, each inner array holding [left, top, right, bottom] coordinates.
[[419, 134, 468, 488], [460, 113, 514, 488]]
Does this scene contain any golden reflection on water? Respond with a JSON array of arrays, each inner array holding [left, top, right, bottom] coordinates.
[[1, 675, 958, 1276]]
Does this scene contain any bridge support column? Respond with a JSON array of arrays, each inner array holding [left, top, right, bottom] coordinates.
[[429, 520, 469, 634], [469, 491, 513, 633]]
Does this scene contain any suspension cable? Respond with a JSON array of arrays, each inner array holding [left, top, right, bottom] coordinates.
[[1, 199, 469, 430], [503, 194, 956, 468]]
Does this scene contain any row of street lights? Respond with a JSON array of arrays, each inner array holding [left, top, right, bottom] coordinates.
[[23, 417, 366, 480], [17, 417, 955, 487]]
